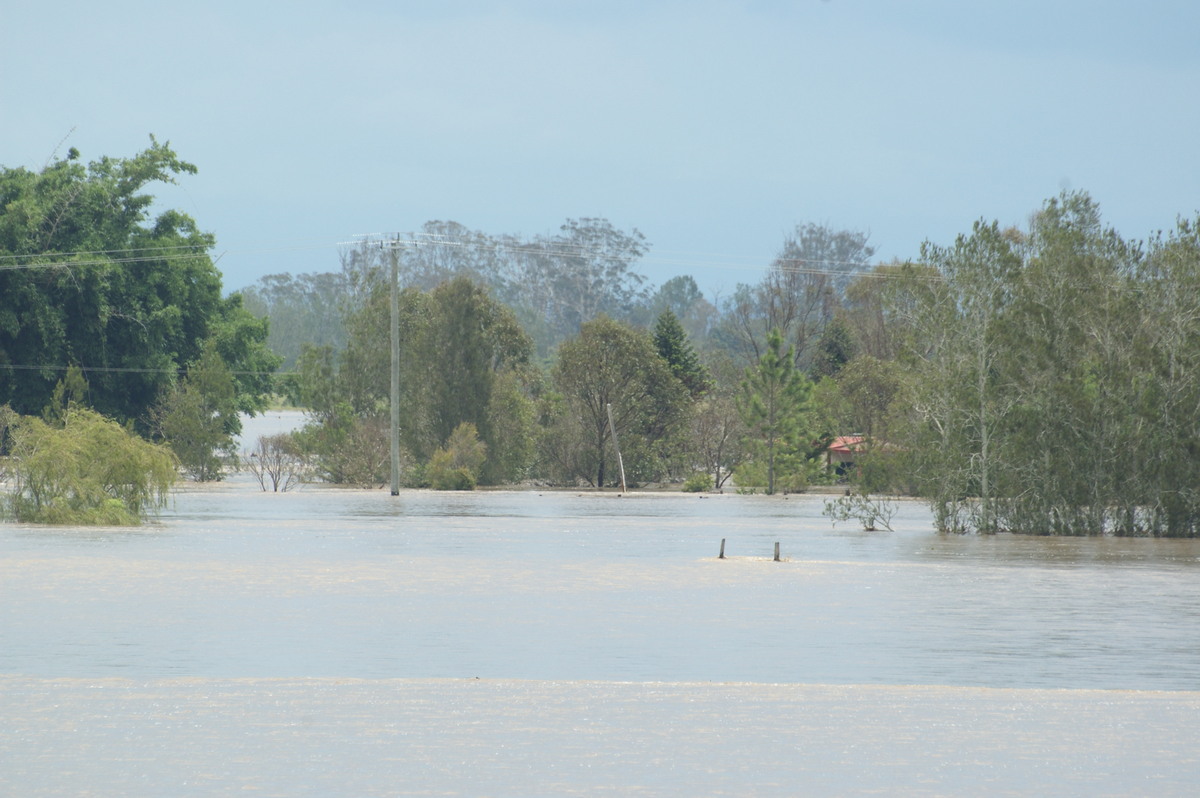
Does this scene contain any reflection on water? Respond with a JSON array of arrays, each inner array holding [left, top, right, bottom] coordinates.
[[3, 484, 1199, 690]]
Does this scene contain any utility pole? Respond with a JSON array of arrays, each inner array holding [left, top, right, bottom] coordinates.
[[387, 238, 401, 495]]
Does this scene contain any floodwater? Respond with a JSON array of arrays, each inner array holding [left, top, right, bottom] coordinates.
[[3, 473, 1200, 795]]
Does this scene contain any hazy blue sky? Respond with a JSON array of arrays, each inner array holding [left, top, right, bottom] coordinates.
[[5, 1, 1199, 296]]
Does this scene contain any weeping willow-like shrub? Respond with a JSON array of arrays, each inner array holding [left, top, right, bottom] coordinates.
[[5, 406, 177, 525]]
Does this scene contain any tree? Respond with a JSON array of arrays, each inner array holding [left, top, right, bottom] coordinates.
[[842, 260, 923, 361], [548, 316, 688, 487], [245, 433, 308, 492], [689, 390, 745, 490], [5, 405, 176, 525], [288, 276, 535, 485], [653, 309, 710, 397], [713, 224, 874, 368], [0, 137, 278, 430], [41, 365, 89, 426], [516, 218, 650, 348], [427, 422, 488, 490], [643, 275, 717, 343], [239, 271, 350, 370], [737, 328, 816, 494], [809, 314, 857, 380], [421, 278, 533, 459], [1133, 217, 1200, 535], [894, 192, 1192, 535], [905, 219, 1022, 532], [152, 343, 239, 481]]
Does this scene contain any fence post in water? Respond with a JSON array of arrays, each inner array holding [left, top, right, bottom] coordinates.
[[719, 538, 726, 559], [774, 542, 781, 562]]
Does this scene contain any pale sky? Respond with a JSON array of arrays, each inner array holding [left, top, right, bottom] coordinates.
[[5, 1, 1199, 296]]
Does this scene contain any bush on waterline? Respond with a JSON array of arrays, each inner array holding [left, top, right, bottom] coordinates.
[[3, 405, 177, 525]]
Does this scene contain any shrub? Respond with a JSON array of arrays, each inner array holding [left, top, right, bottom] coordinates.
[[823, 491, 896, 532], [426, 423, 486, 490], [5, 406, 177, 525], [682, 472, 712, 493]]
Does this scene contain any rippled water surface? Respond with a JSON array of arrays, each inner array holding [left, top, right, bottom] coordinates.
[[5, 479, 1200, 796], [3, 482, 1199, 689]]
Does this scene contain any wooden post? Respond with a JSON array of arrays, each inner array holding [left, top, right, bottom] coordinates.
[[719, 538, 726, 559], [774, 541, 781, 562]]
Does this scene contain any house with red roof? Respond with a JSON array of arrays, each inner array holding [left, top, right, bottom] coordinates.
[[825, 435, 867, 476]]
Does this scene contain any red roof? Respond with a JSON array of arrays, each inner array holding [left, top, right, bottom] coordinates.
[[828, 435, 866, 454]]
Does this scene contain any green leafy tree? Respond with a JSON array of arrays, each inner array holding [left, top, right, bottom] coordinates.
[[903, 219, 1023, 532], [41, 365, 90, 426], [5, 406, 176, 525], [421, 278, 533, 458], [0, 137, 277, 430], [289, 276, 534, 485], [548, 316, 688, 487], [894, 191, 1200, 535], [153, 344, 239, 481], [737, 328, 816, 494]]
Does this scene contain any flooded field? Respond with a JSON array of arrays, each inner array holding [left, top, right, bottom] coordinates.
[[3, 477, 1199, 794]]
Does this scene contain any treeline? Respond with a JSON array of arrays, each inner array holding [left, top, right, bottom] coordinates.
[[5, 140, 1200, 536], [244, 219, 876, 496], [0, 139, 277, 522], [246, 198, 1200, 538]]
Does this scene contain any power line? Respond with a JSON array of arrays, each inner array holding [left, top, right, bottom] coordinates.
[[0, 363, 296, 378]]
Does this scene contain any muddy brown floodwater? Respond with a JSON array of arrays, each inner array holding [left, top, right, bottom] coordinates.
[[2, 481, 1199, 795]]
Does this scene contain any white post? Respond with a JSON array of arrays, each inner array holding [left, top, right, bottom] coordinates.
[[606, 402, 627, 493]]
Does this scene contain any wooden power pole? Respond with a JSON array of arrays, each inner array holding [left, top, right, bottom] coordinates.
[[388, 239, 401, 495]]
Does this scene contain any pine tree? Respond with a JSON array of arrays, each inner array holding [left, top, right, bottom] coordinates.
[[653, 310, 710, 397], [738, 328, 814, 494]]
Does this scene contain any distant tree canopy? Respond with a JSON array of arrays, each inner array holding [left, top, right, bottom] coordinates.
[[0, 137, 278, 432], [287, 275, 536, 486], [229, 189, 1200, 537], [239, 271, 349, 371]]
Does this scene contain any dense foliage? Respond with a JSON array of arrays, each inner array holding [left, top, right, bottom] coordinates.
[[2, 405, 176, 525], [252, 191, 1200, 536], [0, 139, 277, 436], [7, 139, 1196, 537], [898, 194, 1200, 536]]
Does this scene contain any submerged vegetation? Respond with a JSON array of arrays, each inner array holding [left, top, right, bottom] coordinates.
[[2, 405, 176, 525], [4, 140, 1200, 534]]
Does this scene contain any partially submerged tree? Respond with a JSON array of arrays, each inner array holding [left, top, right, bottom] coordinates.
[[427, 422, 488, 490], [245, 433, 308, 493], [5, 406, 176, 525]]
